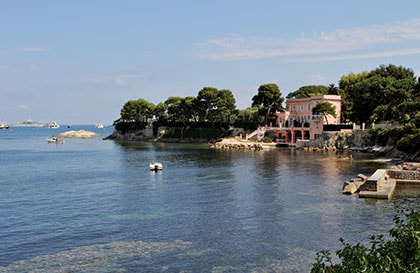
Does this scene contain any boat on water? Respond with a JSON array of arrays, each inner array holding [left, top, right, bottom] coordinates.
[[45, 121, 60, 128], [95, 123, 104, 128], [14, 119, 44, 127], [47, 137, 64, 144], [0, 122, 9, 129], [150, 162, 163, 171]]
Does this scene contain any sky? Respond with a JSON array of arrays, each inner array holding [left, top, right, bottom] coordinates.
[[1, 0, 420, 125]]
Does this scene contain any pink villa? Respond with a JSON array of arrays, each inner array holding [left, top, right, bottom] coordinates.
[[271, 95, 342, 144]]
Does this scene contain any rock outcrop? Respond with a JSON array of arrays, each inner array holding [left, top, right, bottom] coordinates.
[[53, 130, 100, 139], [211, 138, 267, 150], [342, 174, 368, 194]]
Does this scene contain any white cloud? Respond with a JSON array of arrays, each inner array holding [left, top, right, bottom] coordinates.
[[196, 18, 420, 62], [287, 47, 420, 63]]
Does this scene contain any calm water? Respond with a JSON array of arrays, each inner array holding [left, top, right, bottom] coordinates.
[[0, 126, 419, 272]]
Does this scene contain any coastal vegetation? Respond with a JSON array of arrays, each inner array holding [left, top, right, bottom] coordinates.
[[113, 64, 419, 157], [311, 211, 420, 273]]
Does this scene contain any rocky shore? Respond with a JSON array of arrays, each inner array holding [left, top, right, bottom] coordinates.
[[210, 138, 276, 150]]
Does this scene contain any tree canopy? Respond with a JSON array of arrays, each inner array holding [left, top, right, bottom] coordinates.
[[339, 64, 418, 125], [115, 64, 419, 149], [252, 83, 284, 125], [312, 102, 337, 125], [286, 85, 329, 99], [120, 98, 156, 123], [197, 87, 236, 126]]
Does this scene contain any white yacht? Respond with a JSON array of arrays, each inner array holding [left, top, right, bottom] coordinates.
[[14, 119, 44, 127], [45, 121, 60, 128], [0, 122, 9, 129]]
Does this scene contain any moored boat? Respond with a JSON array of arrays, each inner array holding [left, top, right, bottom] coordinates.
[[150, 162, 163, 171], [45, 121, 60, 128], [0, 122, 9, 129], [14, 119, 44, 127], [47, 137, 65, 144]]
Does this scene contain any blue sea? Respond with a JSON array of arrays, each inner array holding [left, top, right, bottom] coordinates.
[[0, 125, 419, 272]]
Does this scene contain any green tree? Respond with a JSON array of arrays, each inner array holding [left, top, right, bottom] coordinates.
[[197, 87, 219, 125], [327, 83, 339, 95], [216, 89, 236, 123], [339, 65, 418, 125], [154, 102, 167, 122], [197, 87, 237, 126], [339, 71, 369, 123], [312, 101, 337, 125], [237, 106, 260, 123], [120, 98, 156, 123], [286, 85, 328, 99], [252, 83, 284, 125], [164, 96, 198, 124]]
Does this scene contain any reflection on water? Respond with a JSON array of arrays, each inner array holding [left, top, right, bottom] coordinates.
[[1, 129, 419, 272]]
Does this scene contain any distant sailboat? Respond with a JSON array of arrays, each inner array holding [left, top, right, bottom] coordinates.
[[0, 122, 9, 129], [0, 115, 9, 129]]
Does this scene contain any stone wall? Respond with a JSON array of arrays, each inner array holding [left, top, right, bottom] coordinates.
[[387, 170, 420, 181]]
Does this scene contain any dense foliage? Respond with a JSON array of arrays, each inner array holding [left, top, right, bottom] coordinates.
[[114, 64, 419, 153], [339, 64, 419, 125], [311, 102, 337, 125], [286, 85, 329, 99], [311, 211, 420, 273], [114, 84, 283, 128], [251, 83, 285, 124]]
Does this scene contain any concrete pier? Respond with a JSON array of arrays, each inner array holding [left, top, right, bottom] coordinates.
[[358, 169, 420, 200]]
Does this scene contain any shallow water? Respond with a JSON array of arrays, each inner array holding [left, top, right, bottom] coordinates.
[[0, 126, 418, 272]]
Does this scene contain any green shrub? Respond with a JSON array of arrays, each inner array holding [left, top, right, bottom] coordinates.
[[311, 211, 420, 273], [261, 136, 273, 143], [397, 133, 420, 153]]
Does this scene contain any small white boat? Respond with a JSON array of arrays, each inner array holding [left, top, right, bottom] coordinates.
[[0, 122, 9, 129], [47, 137, 64, 144], [95, 123, 104, 128], [150, 162, 163, 171], [47, 137, 58, 143]]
